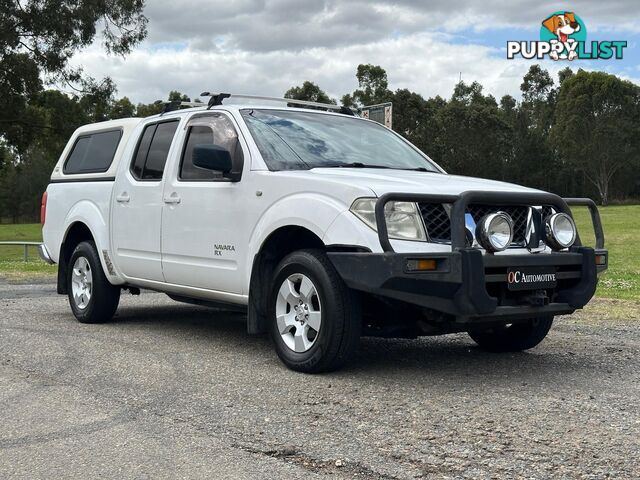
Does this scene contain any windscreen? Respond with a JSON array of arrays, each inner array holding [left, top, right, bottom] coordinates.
[[241, 109, 440, 172]]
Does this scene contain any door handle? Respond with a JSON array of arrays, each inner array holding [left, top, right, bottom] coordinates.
[[164, 193, 181, 204], [116, 193, 130, 203]]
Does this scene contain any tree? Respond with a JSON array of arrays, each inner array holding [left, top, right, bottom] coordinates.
[[135, 91, 194, 117], [110, 97, 136, 119], [388, 89, 443, 158], [437, 81, 512, 179], [521, 65, 554, 104], [552, 70, 640, 205], [558, 67, 574, 85], [502, 65, 566, 194], [343, 64, 392, 107], [0, 1, 147, 147], [168, 91, 191, 103], [284, 81, 335, 104], [1, 1, 147, 86]]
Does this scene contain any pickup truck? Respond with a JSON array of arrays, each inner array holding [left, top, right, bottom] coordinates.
[[40, 93, 608, 373]]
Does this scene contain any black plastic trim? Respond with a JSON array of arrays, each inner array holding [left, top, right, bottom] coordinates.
[[327, 247, 601, 321], [50, 176, 116, 184]]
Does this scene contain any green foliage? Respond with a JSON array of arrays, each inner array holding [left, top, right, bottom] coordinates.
[[3, 56, 640, 222], [552, 70, 640, 205], [285, 81, 335, 104], [110, 97, 136, 119], [342, 64, 392, 107], [0, 0, 147, 149]]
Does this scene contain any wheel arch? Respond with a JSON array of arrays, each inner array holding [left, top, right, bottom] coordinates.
[[57, 221, 96, 294], [247, 224, 364, 335], [57, 211, 118, 294]]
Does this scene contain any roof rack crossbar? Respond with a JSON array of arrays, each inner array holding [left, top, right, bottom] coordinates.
[[199, 92, 355, 115], [155, 100, 205, 114]]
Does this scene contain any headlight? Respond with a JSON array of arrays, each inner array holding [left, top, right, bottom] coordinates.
[[475, 212, 513, 252], [350, 198, 427, 241], [544, 213, 576, 250]]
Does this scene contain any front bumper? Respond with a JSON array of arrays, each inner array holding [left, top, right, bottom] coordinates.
[[328, 191, 607, 322], [328, 246, 605, 321]]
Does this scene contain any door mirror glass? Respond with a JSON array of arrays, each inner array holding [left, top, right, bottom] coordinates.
[[192, 144, 233, 174]]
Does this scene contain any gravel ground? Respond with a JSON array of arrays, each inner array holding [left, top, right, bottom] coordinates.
[[1, 280, 639, 479]]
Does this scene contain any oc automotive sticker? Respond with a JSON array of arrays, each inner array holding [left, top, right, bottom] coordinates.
[[507, 267, 557, 291]]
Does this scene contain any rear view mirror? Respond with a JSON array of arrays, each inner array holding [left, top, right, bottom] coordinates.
[[193, 144, 237, 179]]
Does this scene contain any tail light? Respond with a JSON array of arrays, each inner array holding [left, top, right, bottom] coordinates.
[[40, 191, 48, 225]]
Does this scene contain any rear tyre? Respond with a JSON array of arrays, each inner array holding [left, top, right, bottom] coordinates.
[[269, 249, 361, 373], [468, 316, 554, 352], [67, 241, 120, 324]]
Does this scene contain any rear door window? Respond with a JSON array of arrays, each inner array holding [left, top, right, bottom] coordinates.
[[130, 120, 179, 181], [64, 130, 122, 174], [131, 124, 155, 179]]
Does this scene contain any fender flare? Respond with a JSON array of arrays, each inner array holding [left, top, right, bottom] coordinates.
[[62, 200, 124, 284]]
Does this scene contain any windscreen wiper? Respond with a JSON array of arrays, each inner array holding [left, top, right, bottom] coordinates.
[[323, 162, 393, 169], [400, 166, 436, 172]]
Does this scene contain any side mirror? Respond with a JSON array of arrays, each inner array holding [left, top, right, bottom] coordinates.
[[192, 144, 238, 180]]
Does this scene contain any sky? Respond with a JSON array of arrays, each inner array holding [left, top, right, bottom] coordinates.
[[69, 0, 640, 104]]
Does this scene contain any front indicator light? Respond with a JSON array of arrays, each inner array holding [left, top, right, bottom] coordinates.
[[406, 259, 437, 272], [595, 254, 607, 266]]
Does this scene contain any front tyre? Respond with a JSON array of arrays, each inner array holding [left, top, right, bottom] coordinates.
[[269, 249, 361, 373], [67, 241, 120, 324], [468, 316, 554, 352]]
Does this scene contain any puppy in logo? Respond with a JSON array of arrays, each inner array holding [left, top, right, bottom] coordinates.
[[542, 12, 580, 60]]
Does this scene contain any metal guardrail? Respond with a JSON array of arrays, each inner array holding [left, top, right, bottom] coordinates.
[[0, 241, 43, 261]]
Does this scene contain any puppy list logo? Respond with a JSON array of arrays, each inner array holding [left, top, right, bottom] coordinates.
[[507, 11, 627, 61]]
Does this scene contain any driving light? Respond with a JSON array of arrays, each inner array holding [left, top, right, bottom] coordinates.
[[475, 212, 514, 252], [350, 198, 427, 241], [544, 213, 576, 250]]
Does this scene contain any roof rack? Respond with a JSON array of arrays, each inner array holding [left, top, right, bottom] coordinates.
[[155, 100, 205, 114], [199, 92, 355, 116]]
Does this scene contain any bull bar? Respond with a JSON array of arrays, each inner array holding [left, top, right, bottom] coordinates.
[[327, 191, 607, 321]]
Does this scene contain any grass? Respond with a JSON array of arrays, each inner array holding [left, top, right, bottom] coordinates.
[[572, 205, 639, 300], [0, 223, 57, 280], [0, 206, 638, 299]]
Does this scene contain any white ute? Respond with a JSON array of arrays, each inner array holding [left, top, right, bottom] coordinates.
[[41, 93, 608, 372]]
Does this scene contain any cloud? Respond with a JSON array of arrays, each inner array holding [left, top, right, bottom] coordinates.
[[71, 31, 572, 104], [142, 0, 640, 52], [67, 0, 640, 104]]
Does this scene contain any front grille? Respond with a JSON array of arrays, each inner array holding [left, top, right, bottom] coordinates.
[[419, 203, 451, 242], [418, 203, 550, 247], [541, 205, 555, 220]]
